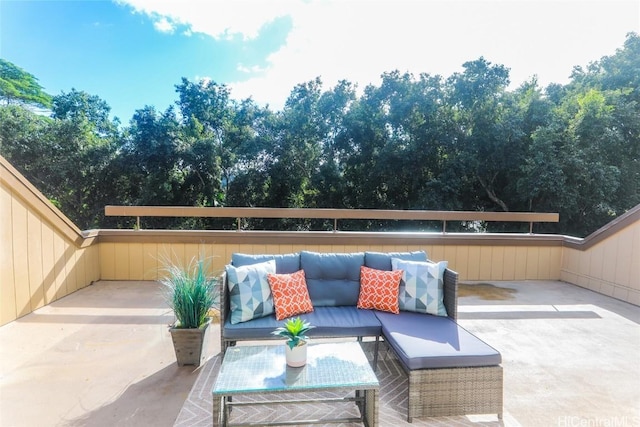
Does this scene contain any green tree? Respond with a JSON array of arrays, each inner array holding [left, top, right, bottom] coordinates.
[[572, 32, 640, 217], [523, 33, 640, 235], [119, 106, 181, 204], [3, 34, 639, 236], [338, 81, 394, 211], [312, 79, 355, 209], [446, 57, 521, 213], [267, 78, 324, 210], [0, 98, 119, 229], [48, 90, 120, 228], [0, 59, 52, 108], [52, 88, 119, 136], [225, 101, 278, 208], [339, 71, 449, 210], [175, 78, 231, 203], [0, 105, 52, 183]]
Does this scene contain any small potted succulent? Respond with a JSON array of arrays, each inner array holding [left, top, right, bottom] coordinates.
[[162, 257, 219, 367], [272, 317, 315, 367]]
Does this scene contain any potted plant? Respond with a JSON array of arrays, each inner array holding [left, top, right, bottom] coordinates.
[[162, 257, 219, 367], [272, 317, 315, 367]]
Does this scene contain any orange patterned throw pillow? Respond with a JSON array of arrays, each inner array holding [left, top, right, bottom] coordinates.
[[267, 270, 314, 320], [357, 266, 403, 314]]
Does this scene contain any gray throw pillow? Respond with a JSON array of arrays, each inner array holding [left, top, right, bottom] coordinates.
[[391, 258, 448, 317], [226, 260, 276, 324]]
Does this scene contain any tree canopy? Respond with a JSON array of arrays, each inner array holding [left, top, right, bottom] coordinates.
[[1, 33, 639, 237], [0, 59, 52, 108]]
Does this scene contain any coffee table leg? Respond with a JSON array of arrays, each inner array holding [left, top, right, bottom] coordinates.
[[212, 395, 220, 427], [212, 395, 227, 427], [363, 389, 378, 427]]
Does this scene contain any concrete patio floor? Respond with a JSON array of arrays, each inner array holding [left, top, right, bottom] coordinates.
[[1, 280, 638, 427]]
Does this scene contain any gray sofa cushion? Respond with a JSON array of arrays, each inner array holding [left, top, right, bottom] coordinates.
[[364, 251, 427, 271], [301, 306, 382, 337], [223, 306, 382, 340], [232, 252, 300, 274], [222, 310, 281, 340], [300, 251, 364, 306], [376, 311, 502, 369]]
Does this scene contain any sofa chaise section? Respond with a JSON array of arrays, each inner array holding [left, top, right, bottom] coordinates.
[[376, 311, 503, 421]]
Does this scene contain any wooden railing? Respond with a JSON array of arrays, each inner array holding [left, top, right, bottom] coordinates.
[[105, 206, 559, 233]]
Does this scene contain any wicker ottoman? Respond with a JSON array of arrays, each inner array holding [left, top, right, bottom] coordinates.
[[405, 365, 503, 421], [377, 311, 503, 422]]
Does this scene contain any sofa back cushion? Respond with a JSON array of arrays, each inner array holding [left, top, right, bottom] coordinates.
[[300, 251, 364, 306], [364, 250, 427, 271], [232, 253, 300, 274]]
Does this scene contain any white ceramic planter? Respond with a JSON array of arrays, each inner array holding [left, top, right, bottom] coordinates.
[[285, 342, 307, 367]]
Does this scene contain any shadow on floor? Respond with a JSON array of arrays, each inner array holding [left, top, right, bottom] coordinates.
[[62, 363, 201, 427], [15, 312, 175, 325], [459, 310, 601, 320]]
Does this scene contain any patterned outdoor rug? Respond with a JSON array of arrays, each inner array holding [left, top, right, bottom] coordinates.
[[174, 342, 503, 426]]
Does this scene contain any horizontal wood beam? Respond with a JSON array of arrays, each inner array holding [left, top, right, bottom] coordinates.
[[105, 206, 559, 223]]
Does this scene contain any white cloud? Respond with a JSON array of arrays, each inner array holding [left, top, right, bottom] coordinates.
[[153, 16, 174, 33], [117, 0, 295, 40], [230, 0, 640, 109], [237, 64, 266, 74], [117, 0, 640, 110]]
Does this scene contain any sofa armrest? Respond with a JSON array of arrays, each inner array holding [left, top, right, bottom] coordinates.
[[443, 268, 459, 320]]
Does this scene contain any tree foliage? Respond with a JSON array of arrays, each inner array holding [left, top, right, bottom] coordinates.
[[0, 59, 52, 108], [1, 33, 638, 237]]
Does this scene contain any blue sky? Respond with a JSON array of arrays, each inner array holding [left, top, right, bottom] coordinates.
[[2, 0, 639, 123]]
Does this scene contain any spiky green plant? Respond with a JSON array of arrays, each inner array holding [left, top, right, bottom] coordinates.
[[162, 257, 219, 329], [271, 317, 315, 350]]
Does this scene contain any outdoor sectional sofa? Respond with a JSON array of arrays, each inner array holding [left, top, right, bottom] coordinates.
[[220, 250, 503, 421]]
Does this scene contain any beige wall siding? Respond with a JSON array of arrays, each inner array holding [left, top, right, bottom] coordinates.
[[561, 220, 640, 306], [1, 183, 17, 324], [423, 244, 561, 282], [97, 240, 564, 284], [99, 242, 230, 281], [1, 162, 100, 326]]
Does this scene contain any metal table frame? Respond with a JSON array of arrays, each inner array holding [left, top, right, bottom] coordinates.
[[212, 342, 379, 426]]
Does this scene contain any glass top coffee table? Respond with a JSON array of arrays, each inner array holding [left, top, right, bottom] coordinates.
[[212, 341, 379, 426]]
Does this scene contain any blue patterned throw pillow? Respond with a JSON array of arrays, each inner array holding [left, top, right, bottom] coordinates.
[[226, 260, 276, 324], [391, 258, 448, 317]]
